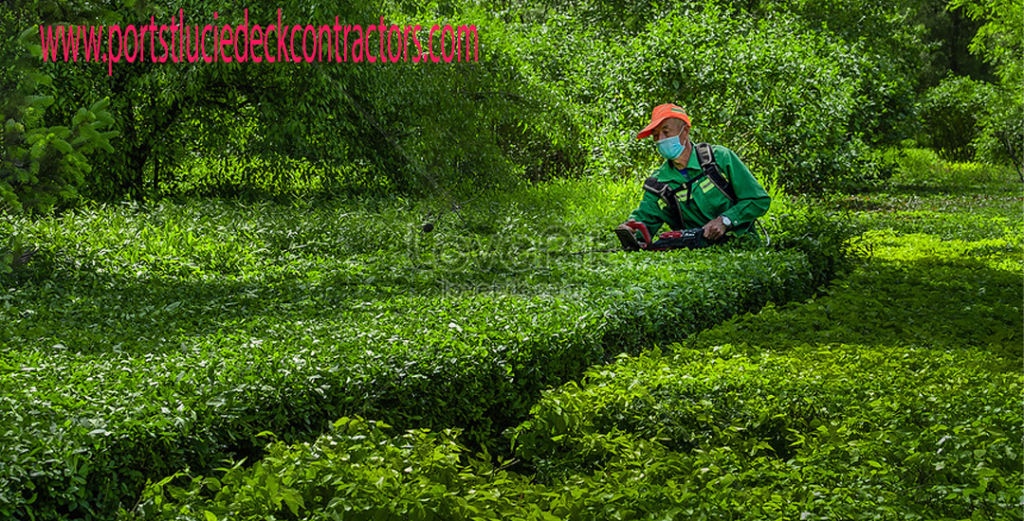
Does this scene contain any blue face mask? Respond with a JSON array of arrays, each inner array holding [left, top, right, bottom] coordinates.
[[656, 134, 685, 160]]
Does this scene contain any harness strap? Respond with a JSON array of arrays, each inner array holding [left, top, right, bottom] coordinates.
[[694, 142, 737, 205], [646, 144, 758, 233], [642, 176, 686, 228], [695, 143, 767, 240]]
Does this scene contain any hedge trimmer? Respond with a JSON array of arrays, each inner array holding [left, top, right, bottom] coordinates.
[[613, 221, 708, 251], [567, 221, 709, 255]]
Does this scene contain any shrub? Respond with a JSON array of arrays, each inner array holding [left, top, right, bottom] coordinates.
[[118, 155, 1022, 521], [918, 75, 996, 161], [0, 181, 851, 520], [126, 343, 1022, 520], [973, 88, 1024, 181], [510, 344, 1022, 520], [497, 1, 914, 192]]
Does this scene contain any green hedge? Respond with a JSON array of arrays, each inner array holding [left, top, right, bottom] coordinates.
[[123, 176, 1023, 521], [511, 344, 1021, 518], [0, 182, 849, 520], [126, 343, 1021, 521], [126, 182, 1022, 521]]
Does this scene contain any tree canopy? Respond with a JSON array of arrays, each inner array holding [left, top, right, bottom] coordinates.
[[1, 0, 1018, 209]]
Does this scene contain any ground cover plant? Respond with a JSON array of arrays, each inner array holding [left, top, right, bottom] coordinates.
[[129, 160, 1022, 520], [0, 177, 850, 520]]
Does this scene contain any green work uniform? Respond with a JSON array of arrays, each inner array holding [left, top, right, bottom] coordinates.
[[628, 144, 771, 238]]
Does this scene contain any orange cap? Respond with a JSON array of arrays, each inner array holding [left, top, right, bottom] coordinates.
[[637, 104, 691, 139]]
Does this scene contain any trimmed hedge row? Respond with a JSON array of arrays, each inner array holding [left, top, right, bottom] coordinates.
[[136, 343, 1020, 521], [510, 344, 1021, 519], [127, 186, 1022, 521], [0, 252, 819, 519], [0, 192, 848, 520]]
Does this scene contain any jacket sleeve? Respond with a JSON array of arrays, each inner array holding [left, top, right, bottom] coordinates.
[[717, 147, 771, 227], [628, 191, 667, 238]]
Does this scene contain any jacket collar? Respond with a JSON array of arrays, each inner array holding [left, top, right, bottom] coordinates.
[[656, 151, 702, 182]]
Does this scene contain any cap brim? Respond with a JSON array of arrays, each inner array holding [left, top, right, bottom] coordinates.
[[637, 110, 690, 140], [636, 119, 664, 140]]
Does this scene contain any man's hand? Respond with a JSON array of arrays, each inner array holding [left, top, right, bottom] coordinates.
[[702, 216, 728, 241]]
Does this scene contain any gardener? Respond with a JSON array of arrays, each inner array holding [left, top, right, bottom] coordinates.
[[618, 103, 771, 248]]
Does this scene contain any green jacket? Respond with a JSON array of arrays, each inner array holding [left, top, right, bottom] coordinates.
[[628, 144, 770, 237]]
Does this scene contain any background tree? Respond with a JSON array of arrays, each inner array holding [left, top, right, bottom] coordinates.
[[1, 1, 117, 273], [950, 0, 1023, 179], [6, 0, 1014, 211], [26, 0, 582, 201]]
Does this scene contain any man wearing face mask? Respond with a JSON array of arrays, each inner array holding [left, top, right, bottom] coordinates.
[[618, 103, 770, 249]]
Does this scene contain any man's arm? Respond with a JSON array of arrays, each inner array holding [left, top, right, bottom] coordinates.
[[716, 147, 771, 227], [626, 192, 667, 238]]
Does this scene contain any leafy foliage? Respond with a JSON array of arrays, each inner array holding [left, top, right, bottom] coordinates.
[[135, 417, 546, 520], [918, 75, 995, 160], [950, 0, 1023, 90], [1, 2, 116, 214], [0, 178, 849, 520], [878, 147, 1019, 193], [125, 169, 1021, 521], [496, 1, 916, 192], [949, 0, 1024, 179], [7, 0, 1004, 203], [511, 164, 1021, 520], [1, 2, 117, 273], [2, 0, 1019, 518], [12, 0, 585, 201]]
